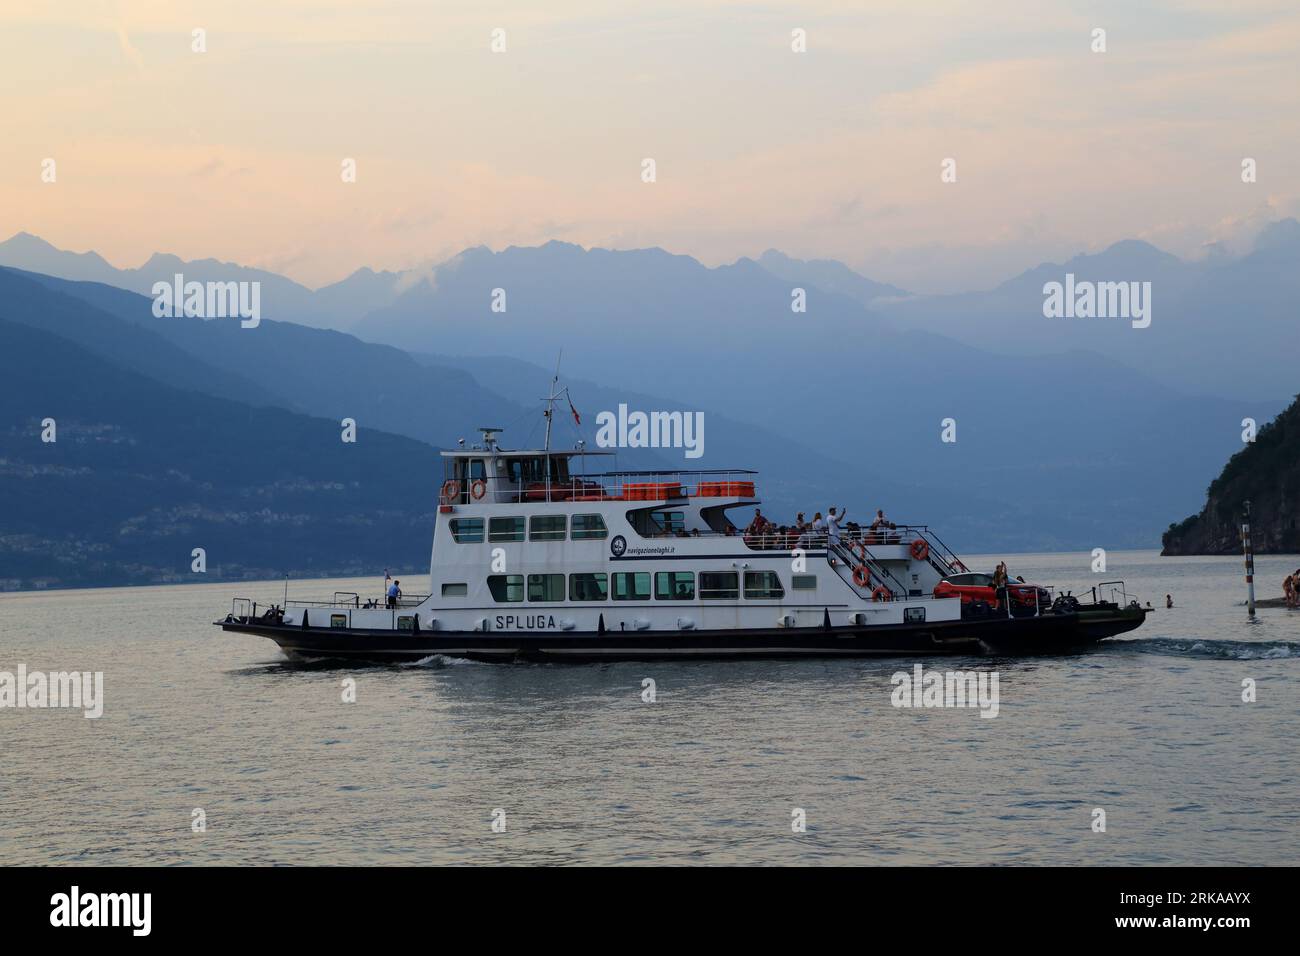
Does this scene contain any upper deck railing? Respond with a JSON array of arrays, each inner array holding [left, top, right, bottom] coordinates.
[[440, 468, 760, 506]]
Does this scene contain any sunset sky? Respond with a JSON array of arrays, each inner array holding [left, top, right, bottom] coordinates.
[[2, 0, 1298, 291]]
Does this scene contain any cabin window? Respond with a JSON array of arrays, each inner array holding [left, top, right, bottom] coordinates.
[[441, 583, 468, 597], [612, 572, 651, 601], [652, 511, 685, 534], [527, 573, 565, 602], [330, 614, 348, 628], [529, 515, 567, 542], [469, 458, 487, 481], [744, 571, 785, 599], [487, 574, 523, 602], [699, 571, 739, 600], [569, 573, 608, 601], [655, 571, 695, 601], [397, 615, 415, 631], [449, 518, 485, 543], [571, 514, 608, 540], [489, 516, 526, 542], [791, 574, 818, 591]]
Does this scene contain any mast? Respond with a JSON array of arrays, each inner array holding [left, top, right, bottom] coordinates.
[[542, 351, 562, 500]]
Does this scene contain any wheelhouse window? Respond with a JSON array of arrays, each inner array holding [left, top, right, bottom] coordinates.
[[489, 516, 525, 542], [505, 456, 571, 485], [569, 573, 608, 601], [527, 573, 565, 602], [655, 571, 695, 601], [449, 517, 485, 543], [791, 574, 818, 591], [571, 514, 608, 540], [612, 572, 651, 601], [441, 583, 468, 597], [699, 571, 739, 600], [744, 571, 785, 599], [487, 575, 523, 602], [529, 515, 567, 542]]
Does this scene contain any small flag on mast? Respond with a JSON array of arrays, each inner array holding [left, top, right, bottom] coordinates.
[[567, 393, 581, 425]]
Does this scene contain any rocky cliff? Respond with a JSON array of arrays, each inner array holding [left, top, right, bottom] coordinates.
[[1162, 395, 1300, 555]]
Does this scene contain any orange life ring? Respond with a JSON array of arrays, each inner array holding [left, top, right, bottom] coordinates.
[[441, 479, 460, 502], [852, 565, 870, 589], [910, 539, 930, 561], [470, 478, 487, 501], [856, 540, 868, 560], [872, 586, 892, 602]]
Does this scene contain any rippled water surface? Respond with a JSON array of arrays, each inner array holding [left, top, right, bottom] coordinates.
[[2, 550, 1297, 865]]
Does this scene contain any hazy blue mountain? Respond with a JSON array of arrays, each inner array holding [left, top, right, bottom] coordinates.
[[350, 242, 1283, 548], [0, 232, 398, 331], [9, 269, 526, 449], [409, 350, 1022, 542], [0, 267, 284, 409], [7, 232, 1293, 551], [15, 266, 998, 540], [313, 266, 407, 328], [0, 317, 439, 589], [755, 249, 910, 306], [876, 223, 1300, 402]]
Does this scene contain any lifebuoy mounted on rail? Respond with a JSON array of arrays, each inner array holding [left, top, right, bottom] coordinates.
[[910, 538, 930, 561], [852, 565, 871, 589], [872, 586, 892, 602], [440, 479, 461, 503], [470, 478, 488, 501]]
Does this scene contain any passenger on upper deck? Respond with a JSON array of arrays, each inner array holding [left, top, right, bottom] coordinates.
[[745, 509, 771, 536], [826, 506, 847, 547]]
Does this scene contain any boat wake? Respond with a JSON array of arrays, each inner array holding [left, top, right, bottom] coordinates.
[[400, 653, 483, 668], [1107, 637, 1300, 661]]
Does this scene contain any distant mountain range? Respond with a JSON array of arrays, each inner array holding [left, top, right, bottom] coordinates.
[[1, 225, 1295, 588], [0, 275, 439, 588]]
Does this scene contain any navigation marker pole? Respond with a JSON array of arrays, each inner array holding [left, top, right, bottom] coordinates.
[[1242, 500, 1256, 617]]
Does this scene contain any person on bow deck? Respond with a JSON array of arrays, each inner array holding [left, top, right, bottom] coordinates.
[[386, 579, 402, 608]]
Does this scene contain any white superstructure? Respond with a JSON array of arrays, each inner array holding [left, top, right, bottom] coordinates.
[[278, 427, 968, 636]]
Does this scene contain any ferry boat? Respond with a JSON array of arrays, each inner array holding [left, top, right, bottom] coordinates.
[[216, 412, 1150, 662]]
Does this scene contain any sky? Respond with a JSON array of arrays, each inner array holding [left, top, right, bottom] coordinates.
[[2, 0, 1298, 292]]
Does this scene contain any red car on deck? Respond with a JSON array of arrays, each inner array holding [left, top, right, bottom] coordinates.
[[933, 572, 1052, 613]]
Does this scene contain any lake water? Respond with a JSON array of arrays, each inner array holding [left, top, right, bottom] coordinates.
[[1, 549, 1296, 866]]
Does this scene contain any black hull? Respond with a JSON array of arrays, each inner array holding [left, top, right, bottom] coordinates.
[[218, 606, 1148, 663]]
